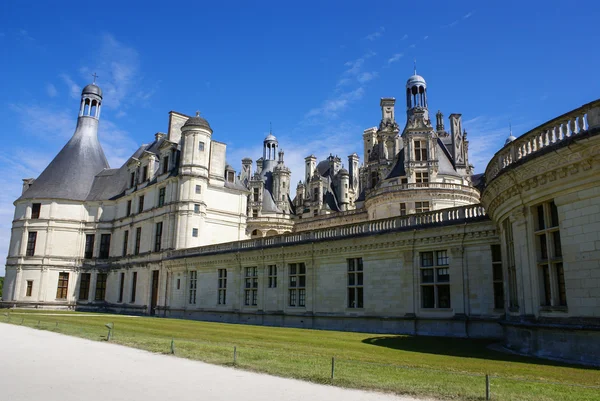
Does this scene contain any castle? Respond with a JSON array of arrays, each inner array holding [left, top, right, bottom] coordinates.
[[3, 71, 600, 366]]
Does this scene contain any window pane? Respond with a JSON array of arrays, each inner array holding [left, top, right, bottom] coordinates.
[[421, 269, 434, 283], [357, 287, 363, 308], [541, 265, 551, 306], [348, 288, 355, 308], [357, 272, 363, 286], [550, 201, 559, 227], [438, 285, 451, 308], [491, 245, 502, 263], [348, 274, 355, 286], [537, 205, 545, 230], [299, 275, 306, 288], [556, 263, 567, 306], [436, 268, 450, 283], [421, 252, 433, 267], [493, 264, 503, 281], [539, 234, 548, 260], [552, 231, 562, 257], [422, 286, 435, 308]]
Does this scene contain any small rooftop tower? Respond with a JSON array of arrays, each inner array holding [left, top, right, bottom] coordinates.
[[406, 63, 427, 111]]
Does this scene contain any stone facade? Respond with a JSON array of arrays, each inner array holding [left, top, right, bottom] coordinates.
[[2, 75, 600, 366]]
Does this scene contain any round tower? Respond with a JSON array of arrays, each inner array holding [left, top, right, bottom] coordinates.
[[180, 112, 212, 176], [338, 168, 350, 211]]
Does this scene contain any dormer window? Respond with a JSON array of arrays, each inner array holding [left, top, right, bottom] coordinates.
[[142, 165, 148, 182], [130, 172, 135, 188], [414, 140, 428, 161], [162, 156, 169, 174], [227, 171, 234, 183], [31, 203, 41, 219]]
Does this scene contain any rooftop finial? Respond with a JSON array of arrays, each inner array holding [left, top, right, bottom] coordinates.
[[414, 59, 417, 75], [91, 72, 98, 84], [196, 110, 200, 117], [270, 121, 272, 135], [509, 120, 512, 136]]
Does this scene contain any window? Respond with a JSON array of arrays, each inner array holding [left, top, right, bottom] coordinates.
[[118, 272, 125, 303], [534, 201, 566, 307], [252, 209, 258, 218], [268, 265, 277, 288], [244, 267, 258, 306], [253, 188, 259, 202], [158, 187, 166, 207], [79, 273, 91, 300], [400, 203, 407, 216], [420, 250, 451, 309], [347, 258, 364, 308], [491, 244, 504, 309], [142, 165, 148, 182], [313, 209, 318, 217], [199, 141, 205, 151], [95, 273, 107, 301], [288, 263, 306, 307], [99, 234, 111, 259], [130, 172, 135, 188], [218, 269, 227, 305], [138, 195, 145, 213], [122, 230, 129, 256], [414, 140, 428, 161], [127, 200, 132, 216], [195, 185, 201, 194], [503, 219, 518, 309], [189, 271, 197, 304], [227, 171, 235, 183], [134, 227, 142, 255], [56, 273, 69, 299], [26, 232, 37, 256], [162, 156, 169, 174], [194, 204, 200, 213], [84, 234, 95, 259], [415, 172, 429, 187], [192, 228, 199, 237], [415, 201, 430, 213], [31, 203, 41, 219], [371, 171, 378, 187], [313, 187, 320, 202], [26, 280, 33, 297], [131, 272, 137, 303], [154, 222, 163, 252], [177, 279, 181, 290]]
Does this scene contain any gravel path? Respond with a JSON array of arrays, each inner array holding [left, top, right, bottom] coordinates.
[[0, 323, 432, 401]]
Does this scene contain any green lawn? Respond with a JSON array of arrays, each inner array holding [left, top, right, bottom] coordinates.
[[2, 310, 599, 401]]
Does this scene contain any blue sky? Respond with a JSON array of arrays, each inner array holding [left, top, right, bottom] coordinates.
[[0, 1, 598, 275]]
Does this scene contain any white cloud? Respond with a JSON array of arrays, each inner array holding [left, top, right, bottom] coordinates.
[[306, 87, 365, 120], [423, 35, 429, 40], [401, 34, 408, 40], [46, 83, 58, 97], [463, 11, 474, 19], [364, 26, 385, 41], [357, 71, 377, 83], [60, 74, 81, 99], [387, 53, 403, 65]]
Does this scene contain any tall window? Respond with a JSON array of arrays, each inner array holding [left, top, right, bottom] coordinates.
[[195, 185, 201, 194], [122, 230, 129, 256], [414, 140, 428, 161], [244, 267, 258, 306], [79, 273, 91, 300], [142, 165, 148, 182], [371, 171, 378, 187], [400, 203, 407, 216], [118, 272, 125, 303], [26, 232, 37, 256], [127, 200, 132, 216], [154, 222, 163, 252], [347, 258, 364, 308], [192, 228, 199, 237], [162, 156, 169, 174], [158, 187, 166, 207], [313, 187, 320, 202], [253, 188, 259, 202], [84, 234, 95, 259], [534, 201, 566, 307], [503, 219, 518, 309], [55, 273, 69, 299], [289, 263, 306, 307], [415, 172, 429, 187], [218, 269, 227, 305], [26, 280, 33, 297], [95, 273, 107, 301], [268, 265, 277, 288], [194, 204, 200, 213], [134, 227, 142, 255], [420, 250, 450, 309], [99, 234, 111, 259], [138, 195, 145, 213], [130, 172, 135, 188], [491, 245, 504, 309], [31, 203, 41, 219], [415, 201, 430, 213], [189, 271, 197, 304], [131, 272, 138, 303], [199, 141, 205, 151]]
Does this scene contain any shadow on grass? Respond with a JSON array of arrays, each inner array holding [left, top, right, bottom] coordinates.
[[362, 335, 598, 370]]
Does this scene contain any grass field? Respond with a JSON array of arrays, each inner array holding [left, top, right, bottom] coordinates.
[[2, 310, 599, 401]]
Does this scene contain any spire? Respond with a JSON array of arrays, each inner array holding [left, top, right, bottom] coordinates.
[[414, 59, 417, 75]]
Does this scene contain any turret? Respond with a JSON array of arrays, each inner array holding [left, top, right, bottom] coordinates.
[[180, 112, 212, 176], [241, 157, 253, 187], [338, 168, 350, 211], [305, 155, 316, 185]]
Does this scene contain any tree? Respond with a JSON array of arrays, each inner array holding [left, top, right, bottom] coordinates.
[[0, 276, 4, 298]]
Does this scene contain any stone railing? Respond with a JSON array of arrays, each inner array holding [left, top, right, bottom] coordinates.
[[485, 99, 600, 183], [366, 182, 481, 198], [167, 204, 488, 260]]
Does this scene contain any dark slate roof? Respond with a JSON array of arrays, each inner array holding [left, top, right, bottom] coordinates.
[[20, 125, 110, 201], [82, 83, 102, 97], [86, 169, 127, 201], [183, 113, 212, 131], [386, 151, 406, 179], [436, 138, 461, 177]]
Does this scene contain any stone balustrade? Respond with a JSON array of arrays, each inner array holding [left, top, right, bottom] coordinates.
[[366, 182, 481, 198], [167, 204, 488, 260], [485, 99, 600, 183]]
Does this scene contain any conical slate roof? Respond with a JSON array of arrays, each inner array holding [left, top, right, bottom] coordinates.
[[20, 119, 109, 201]]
